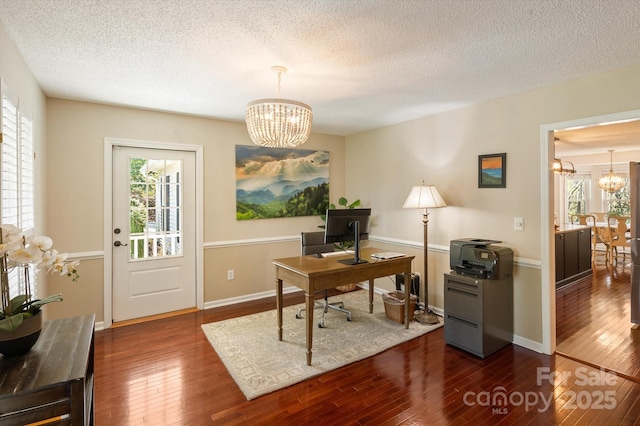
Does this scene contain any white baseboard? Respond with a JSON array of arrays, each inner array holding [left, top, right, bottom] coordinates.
[[100, 284, 544, 355], [203, 285, 302, 310], [512, 334, 544, 353]]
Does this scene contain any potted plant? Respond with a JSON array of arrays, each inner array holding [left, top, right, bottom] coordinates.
[[0, 224, 79, 355]]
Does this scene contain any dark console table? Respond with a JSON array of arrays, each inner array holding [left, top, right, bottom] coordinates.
[[0, 314, 95, 425]]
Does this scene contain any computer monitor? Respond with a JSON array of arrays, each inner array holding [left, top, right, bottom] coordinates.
[[324, 208, 371, 265]]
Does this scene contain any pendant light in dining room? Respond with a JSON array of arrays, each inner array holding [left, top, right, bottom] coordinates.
[[245, 66, 313, 148], [598, 149, 625, 193]]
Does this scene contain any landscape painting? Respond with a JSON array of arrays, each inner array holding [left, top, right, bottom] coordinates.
[[478, 153, 507, 188], [235, 145, 330, 220]]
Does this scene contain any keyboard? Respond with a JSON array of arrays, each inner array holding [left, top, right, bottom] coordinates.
[[321, 250, 355, 257]]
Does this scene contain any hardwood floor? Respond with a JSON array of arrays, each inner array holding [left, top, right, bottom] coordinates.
[[556, 256, 640, 382], [95, 284, 640, 425]]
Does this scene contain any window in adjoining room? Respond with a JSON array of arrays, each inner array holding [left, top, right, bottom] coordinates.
[[565, 173, 591, 221], [603, 174, 630, 217]]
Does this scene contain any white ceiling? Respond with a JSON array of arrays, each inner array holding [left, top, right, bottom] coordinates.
[[555, 119, 640, 157], [1, 0, 640, 139]]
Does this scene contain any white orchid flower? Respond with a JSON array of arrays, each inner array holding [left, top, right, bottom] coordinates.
[[0, 224, 81, 333], [28, 235, 53, 252], [7, 246, 42, 265]]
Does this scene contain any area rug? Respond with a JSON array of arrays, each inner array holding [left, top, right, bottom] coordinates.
[[201, 290, 443, 400]]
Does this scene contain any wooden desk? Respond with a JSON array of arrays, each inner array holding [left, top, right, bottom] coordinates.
[[0, 314, 95, 425], [273, 247, 414, 365]]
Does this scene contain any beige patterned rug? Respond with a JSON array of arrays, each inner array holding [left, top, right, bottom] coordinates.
[[201, 290, 443, 400]]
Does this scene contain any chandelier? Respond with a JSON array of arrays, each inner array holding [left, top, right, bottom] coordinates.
[[245, 66, 313, 148], [598, 149, 625, 193]]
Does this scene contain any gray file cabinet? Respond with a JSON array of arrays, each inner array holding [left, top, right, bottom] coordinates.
[[444, 273, 513, 358]]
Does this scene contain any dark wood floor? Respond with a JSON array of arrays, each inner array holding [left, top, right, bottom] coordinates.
[[95, 279, 640, 425], [556, 255, 640, 382]]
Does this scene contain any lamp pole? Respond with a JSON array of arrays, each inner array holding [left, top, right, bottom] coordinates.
[[420, 208, 438, 324]]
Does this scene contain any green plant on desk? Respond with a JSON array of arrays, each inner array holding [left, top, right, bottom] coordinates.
[[319, 197, 361, 251]]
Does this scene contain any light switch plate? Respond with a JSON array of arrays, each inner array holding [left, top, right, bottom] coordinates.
[[514, 217, 524, 231]]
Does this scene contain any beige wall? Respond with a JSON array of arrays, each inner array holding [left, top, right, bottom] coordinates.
[[345, 63, 640, 345], [5, 17, 640, 347], [45, 99, 346, 324]]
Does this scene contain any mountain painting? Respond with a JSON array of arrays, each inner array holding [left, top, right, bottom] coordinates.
[[479, 153, 506, 188], [235, 145, 330, 220]]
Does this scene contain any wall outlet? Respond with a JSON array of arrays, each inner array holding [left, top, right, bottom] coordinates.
[[514, 217, 524, 231], [227, 269, 235, 280]]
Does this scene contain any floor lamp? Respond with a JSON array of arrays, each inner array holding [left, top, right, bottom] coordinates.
[[403, 182, 447, 325]]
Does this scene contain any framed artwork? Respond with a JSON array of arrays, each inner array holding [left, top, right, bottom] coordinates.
[[235, 145, 330, 220], [478, 153, 506, 188]]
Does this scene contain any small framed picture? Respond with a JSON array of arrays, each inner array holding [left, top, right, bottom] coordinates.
[[478, 153, 506, 188]]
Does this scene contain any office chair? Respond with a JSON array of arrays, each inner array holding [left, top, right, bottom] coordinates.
[[295, 231, 352, 328]]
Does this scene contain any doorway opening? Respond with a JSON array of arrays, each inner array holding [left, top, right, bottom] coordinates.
[[541, 110, 640, 380]]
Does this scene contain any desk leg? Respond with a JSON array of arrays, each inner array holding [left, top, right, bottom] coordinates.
[[404, 268, 411, 328], [368, 279, 374, 313], [276, 278, 283, 341], [305, 292, 313, 366]]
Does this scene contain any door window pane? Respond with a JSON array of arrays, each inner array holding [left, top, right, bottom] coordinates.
[[129, 157, 183, 260]]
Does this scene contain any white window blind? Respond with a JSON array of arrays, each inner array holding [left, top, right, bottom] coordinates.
[[20, 113, 34, 230], [1, 89, 34, 231], [1, 93, 19, 226], [1, 83, 35, 298]]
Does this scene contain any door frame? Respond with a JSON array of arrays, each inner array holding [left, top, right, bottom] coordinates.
[[539, 108, 640, 355], [103, 137, 204, 329]]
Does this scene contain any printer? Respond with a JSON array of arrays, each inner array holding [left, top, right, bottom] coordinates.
[[450, 238, 514, 280]]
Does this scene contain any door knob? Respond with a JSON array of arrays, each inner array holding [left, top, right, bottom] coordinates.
[[114, 241, 128, 247]]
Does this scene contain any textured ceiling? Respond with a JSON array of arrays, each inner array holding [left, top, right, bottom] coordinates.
[[1, 0, 640, 138]]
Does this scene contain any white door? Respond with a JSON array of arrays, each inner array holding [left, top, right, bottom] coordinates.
[[112, 146, 196, 322]]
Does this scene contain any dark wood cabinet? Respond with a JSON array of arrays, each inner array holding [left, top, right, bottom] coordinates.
[[555, 225, 592, 289], [0, 315, 95, 425]]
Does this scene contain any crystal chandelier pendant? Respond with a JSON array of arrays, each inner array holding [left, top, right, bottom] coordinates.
[[245, 66, 313, 148], [597, 149, 625, 193]]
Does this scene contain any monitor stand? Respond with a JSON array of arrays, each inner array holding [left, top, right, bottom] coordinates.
[[337, 221, 368, 265]]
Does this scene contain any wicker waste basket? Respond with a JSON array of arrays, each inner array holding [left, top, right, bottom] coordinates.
[[382, 291, 418, 324], [336, 283, 357, 292]]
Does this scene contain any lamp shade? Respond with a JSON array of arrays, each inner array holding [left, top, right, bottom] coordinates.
[[403, 184, 447, 209]]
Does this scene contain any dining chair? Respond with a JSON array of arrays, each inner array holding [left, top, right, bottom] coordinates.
[[588, 212, 607, 222], [593, 225, 613, 266], [607, 215, 631, 265], [570, 214, 604, 264], [571, 214, 596, 226]]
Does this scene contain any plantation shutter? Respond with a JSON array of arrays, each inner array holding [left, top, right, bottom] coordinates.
[[1, 87, 34, 232], [1, 92, 19, 226], [1, 83, 36, 298], [19, 113, 34, 230]]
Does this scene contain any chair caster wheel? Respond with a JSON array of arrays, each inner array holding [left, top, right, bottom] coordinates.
[[318, 323, 324, 328], [347, 317, 352, 322], [295, 314, 302, 319]]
